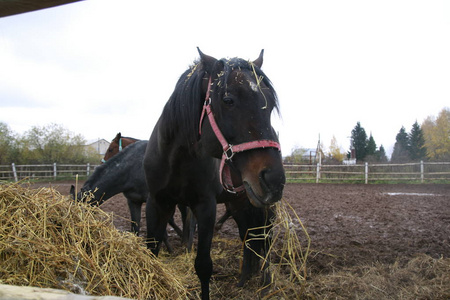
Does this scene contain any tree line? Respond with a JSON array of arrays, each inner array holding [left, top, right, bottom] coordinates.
[[286, 107, 449, 164], [2, 108, 449, 165], [0, 123, 100, 165], [349, 108, 449, 163]]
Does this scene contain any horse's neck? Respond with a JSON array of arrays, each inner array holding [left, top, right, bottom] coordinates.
[[123, 137, 139, 145], [87, 162, 128, 200]]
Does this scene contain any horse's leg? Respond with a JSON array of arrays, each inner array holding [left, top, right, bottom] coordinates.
[[179, 204, 197, 252], [191, 199, 216, 300], [215, 204, 231, 231], [127, 198, 142, 235], [168, 216, 183, 238], [162, 231, 174, 254], [145, 194, 175, 256], [229, 202, 274, 290], [185, 207, 197, 252]]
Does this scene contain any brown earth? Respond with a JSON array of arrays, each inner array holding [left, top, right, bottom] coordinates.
[[37, 181, 450, 298]]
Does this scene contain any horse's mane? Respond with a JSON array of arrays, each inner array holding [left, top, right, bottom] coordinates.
[[160, 57, 279, 153], [120, 136, 140, 141]]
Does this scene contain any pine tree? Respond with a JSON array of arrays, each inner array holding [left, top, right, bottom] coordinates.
[[391, 126, 410, 162], [408, 121, 427, 161], [364, 134, 379, 162], [351, 122, 368, 161], [366, 134, 377, 156], [378, 145, 388, 162]]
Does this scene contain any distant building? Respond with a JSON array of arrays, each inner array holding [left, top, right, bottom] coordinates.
[[85, 139, 110, 156], [342, 158, 357, 165]]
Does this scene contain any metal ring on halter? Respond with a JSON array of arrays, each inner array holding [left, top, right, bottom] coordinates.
[[224, 145, 234, 160]]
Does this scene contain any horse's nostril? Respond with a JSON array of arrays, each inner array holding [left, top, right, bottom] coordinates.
[[260, 168, 286, 193]]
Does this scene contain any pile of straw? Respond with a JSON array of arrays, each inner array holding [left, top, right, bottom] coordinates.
[[305, 253, 450, 299], [0, 182, 311, 299], [0, 182, 188, 299], [162, 199, 311, 299]]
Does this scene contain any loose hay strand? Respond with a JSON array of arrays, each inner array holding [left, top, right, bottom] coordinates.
[[267, 198, 311, 298], [238, 198, 311, 299], [0, 182, 189, 299]]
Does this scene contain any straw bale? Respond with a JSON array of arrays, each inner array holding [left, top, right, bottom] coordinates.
[[0, 182, 188, 299]]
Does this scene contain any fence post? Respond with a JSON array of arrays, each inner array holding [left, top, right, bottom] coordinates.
[[365, 162, 368, 184], [12, 163, 18, 182], [316, 163, 320, 183], [87, 163, 90, 176], [53, 163, 57, 179], [420, 160, 424, 183]]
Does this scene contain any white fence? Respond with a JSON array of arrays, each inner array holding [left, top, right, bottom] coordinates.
[[1, 161, 449, 183], [0, 163, 100, 182], [285, 161, 450, 183]]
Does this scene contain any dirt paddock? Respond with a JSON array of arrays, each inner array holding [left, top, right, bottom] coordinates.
[[35, 181, 450, 298]]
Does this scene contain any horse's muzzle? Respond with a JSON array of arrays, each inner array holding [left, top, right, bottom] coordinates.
[[243, 167, 285, 207]]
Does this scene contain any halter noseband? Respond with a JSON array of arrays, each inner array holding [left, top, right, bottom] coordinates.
[[199, 77, 281, 193]]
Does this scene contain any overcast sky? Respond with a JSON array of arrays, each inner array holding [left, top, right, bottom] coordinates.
[[1, 0, 449, 157]]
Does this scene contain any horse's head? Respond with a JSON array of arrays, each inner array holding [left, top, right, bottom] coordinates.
[[69, 184, 103, 206], [102, 132, 122, 163], [198, 49, 285, 207]]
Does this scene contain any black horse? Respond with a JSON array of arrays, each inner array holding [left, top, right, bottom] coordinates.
[[70, 140, 182, 252], [143, 49, 285, 299]]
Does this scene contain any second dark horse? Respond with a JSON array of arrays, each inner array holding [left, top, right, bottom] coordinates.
[[70, 140, 182, 252], [143, 49, 285, 299]]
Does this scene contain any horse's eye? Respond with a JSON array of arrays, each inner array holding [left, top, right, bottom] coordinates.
[[223, 97, 234, 106]]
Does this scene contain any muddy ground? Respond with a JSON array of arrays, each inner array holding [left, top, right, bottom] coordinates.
[[42, 182, 450, 297]]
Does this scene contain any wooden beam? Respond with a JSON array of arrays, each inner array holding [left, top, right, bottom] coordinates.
[[0, 0, 83, 18]]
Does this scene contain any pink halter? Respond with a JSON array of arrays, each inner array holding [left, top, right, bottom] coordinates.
[[199, 77, 281, 193]]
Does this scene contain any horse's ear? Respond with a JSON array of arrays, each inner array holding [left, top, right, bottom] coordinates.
[[197, 47, 218, 73], [70, 185, 75, 200], [114, 132, 121, 141], [253, 49, 264, 68]]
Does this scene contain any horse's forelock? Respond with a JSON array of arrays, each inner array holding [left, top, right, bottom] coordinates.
[[217, 57, 280, 113]]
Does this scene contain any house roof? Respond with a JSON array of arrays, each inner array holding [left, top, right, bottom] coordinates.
[[86, 139, 109, 146]]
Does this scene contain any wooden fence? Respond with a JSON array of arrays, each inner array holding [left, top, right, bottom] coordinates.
[[0, 163, 100, 182], [1, 161, 449, 183], [284, 161, 450, 183]]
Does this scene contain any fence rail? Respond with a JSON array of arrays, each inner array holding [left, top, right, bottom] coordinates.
[[285, 161, 450, 183], [1, 161, 449, 183], [0, 163, 100, 182]]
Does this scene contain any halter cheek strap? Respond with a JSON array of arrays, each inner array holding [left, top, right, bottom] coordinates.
[[101, 138, 123, 164], [199, 77, 281, 193]]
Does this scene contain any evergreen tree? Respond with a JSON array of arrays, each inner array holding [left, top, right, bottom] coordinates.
[[391, 126, 410, 162], [408, 121, 427, 161], [366, 134, 377, 156], [378, 145, 388, 162], [350, 122, 368, 161], [364, 134, 379, 162]]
